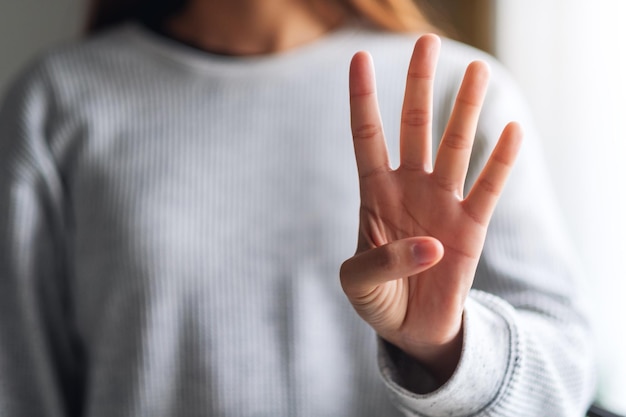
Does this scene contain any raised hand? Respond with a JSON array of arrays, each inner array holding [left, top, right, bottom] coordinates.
[[340, 34, 523, 383]]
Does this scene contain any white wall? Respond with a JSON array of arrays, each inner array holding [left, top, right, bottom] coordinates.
[[0, 0, 84, 94], [495, 1, 626, 412]]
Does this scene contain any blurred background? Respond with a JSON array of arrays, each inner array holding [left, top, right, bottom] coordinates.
[[1, 0, 624, 413]]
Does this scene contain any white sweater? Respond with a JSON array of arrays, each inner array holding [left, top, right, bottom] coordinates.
[[0, 22, 596, 416]]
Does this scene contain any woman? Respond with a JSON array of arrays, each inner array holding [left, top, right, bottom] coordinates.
[[0, 0, 596, 415]]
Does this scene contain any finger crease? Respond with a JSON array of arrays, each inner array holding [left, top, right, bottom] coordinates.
[[442, 133, 472, 150], [350, 90, 376, 99], [477, 178, 499, 195], [359, 165, 390, 180], [407, 72, 434, 81], [401, 109, 430, 128], [353, 124, 383, 140], [461, 204, 486, 227]]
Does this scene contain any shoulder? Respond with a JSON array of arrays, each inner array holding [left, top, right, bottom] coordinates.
[[1, 24, 153, 110], [0, 25, 143, 165], [31, 24, 144, 72]]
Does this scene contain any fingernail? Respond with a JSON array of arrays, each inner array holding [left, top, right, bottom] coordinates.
[[412, 241, 438, 266]]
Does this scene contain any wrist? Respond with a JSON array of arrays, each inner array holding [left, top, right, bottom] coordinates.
[[392, 319, 464, 386]]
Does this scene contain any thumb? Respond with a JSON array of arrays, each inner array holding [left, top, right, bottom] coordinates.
[[340, 237, 444, 295]]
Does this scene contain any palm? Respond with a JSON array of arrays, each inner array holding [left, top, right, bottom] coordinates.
[[341, 35, 522, 371], [358, 166, 488, 343]]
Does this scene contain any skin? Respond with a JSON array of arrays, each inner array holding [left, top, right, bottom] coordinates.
[[168, 0, 523, 387], [342, 36, 522, 383], [165, 0, 347, 55]]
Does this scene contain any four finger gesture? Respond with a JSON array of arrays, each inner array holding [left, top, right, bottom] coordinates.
[[340, 34, 523, 383]]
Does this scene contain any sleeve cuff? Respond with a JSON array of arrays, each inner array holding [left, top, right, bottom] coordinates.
[[378, 290, 521, 416]]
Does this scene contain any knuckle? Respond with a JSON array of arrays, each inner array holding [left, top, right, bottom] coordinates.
[[477, 178, 499, 195], [492, 152, 514, 167], [359, 165, 389, 180], [434, 174, 458, 193], [339, 256, 363, 295], [376, 245, 400, 273], [442, 132, 472, 151], [463, 205, 484, 226], [339, 263, 354, 294], [339, 259, 352, 284], [407, 71, 433, 81], [353, 124, 382, 141], [457, 97, 481, 109], [401, 108, 430, 128]]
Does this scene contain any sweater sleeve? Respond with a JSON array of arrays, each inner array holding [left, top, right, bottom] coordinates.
[[0, 63, 79, 417], [377, 52, 597, 416]]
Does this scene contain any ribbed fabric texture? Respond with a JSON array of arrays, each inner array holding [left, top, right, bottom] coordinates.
[[0, 23, 596, 416]]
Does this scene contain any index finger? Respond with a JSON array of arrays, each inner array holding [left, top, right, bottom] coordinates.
[[349, 51, 391, 179]]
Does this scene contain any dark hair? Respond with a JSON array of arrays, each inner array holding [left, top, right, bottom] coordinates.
[[85, 0, 435, 35], [85, 0, 189, 34]]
